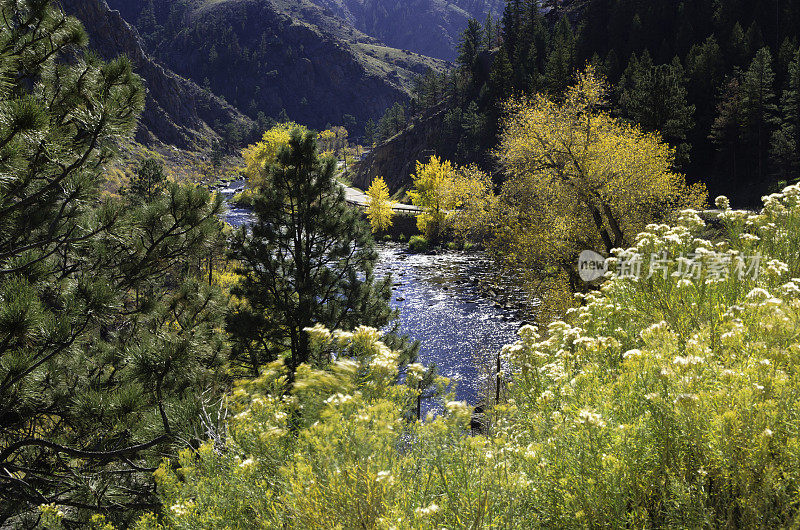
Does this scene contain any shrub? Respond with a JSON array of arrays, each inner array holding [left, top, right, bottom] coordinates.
[[496, 187, 800, 527], [137, 185, 800, 528], [142, 326, 444, 529], [408, 235, 430, 252]]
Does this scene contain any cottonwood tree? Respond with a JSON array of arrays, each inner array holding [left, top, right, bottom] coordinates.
[[409, 155, 456, 242], [366, 177, 394, 234], [492, 67, 706, 293], [241, 122, 307, 187], [0, 0, 230, 525], [228, 130, 395, 376]]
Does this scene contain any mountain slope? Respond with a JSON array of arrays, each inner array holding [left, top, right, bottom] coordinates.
[[105, 0, 449, 134], [306, 0, 505, 60], [59, 0, 251, 150]]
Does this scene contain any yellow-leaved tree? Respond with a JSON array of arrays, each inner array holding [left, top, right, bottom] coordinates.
[[317, 129, 337, 153], [241, 123, 306, 188], [366, 176, 394, 233], [492, 66, 706, 296], [407, 156, 496, 243], [446, 164, 497, 243], [409, 155, 456, 241], [317, 126, 349, 156]]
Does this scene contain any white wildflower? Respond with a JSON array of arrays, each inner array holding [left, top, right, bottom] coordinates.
[[171, 502, 194, 517], [576, 408, 606, 428], [415, 503, 440, 517], [673, 393, 699, 405], [623, 349, 642, 359], [673, 355, 704, 366], [376, 471, 394, 484]]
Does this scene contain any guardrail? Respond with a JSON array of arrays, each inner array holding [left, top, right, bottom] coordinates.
[[345, 199, 421, 215]]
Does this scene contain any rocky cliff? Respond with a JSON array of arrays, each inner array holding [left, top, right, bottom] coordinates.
[[59, 0, 251, 149], [353, 108, 449, 193]]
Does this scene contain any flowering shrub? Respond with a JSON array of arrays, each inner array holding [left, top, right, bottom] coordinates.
[[497, 184, 800, 526], [129, 185, 800, 528]]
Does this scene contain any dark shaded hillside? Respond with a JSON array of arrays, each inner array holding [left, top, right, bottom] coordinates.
[[354, 108, 449, 193], [361, 0, 800, 206], [105, 0, 448, 135], [306, 0, 505, 60], [59, 0, 251, 149]]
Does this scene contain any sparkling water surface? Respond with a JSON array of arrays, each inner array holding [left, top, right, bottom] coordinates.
[[219, 181, 528, 405]]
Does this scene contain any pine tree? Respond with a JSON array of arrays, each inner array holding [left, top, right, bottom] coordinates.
[[128, 157, 166, 200], [543, 15, 576, 95], [501, 0, 523, 63], [686, 36, 724, 129], [514, 0, 544, 90], [458, 18, 485, 74], [390, 102, 406, 134], [746, 21, 766, 57], [484, 12, 496, 48], [228, 130, 394, 376], [729, 22, 749, 67], [741, 47, 780, 184], [619, 54, 696, 165], [364, 118, 377, 146], [628, 14, 645, 53], [490, 47, 514, 102], [0, 1, 229, 522], [772, 48, 800, 181], [710, 77, 746, 185]]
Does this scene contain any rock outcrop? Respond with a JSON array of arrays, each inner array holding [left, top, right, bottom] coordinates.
[[353, 108, 449, 193], [59, 0, 251, 149]]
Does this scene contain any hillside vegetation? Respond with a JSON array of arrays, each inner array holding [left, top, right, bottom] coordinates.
[[357, 0, 800, 205], [105, 0, 448, 134], [306, 0, 505, 60], [59, 0, 251, 149]]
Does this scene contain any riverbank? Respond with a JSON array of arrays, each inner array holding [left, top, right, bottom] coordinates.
[[217, 182, 536, 405]]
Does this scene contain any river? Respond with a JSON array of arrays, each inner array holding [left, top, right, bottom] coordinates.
[[217, 181, 533, 405]]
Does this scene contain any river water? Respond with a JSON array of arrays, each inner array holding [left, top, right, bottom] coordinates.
[[217, 181, 532, 405]]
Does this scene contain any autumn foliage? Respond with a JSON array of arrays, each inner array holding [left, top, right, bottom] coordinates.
[[487, 67, 707, 306], [241, 123, 307, 188], [366, 177, 394, 233]]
